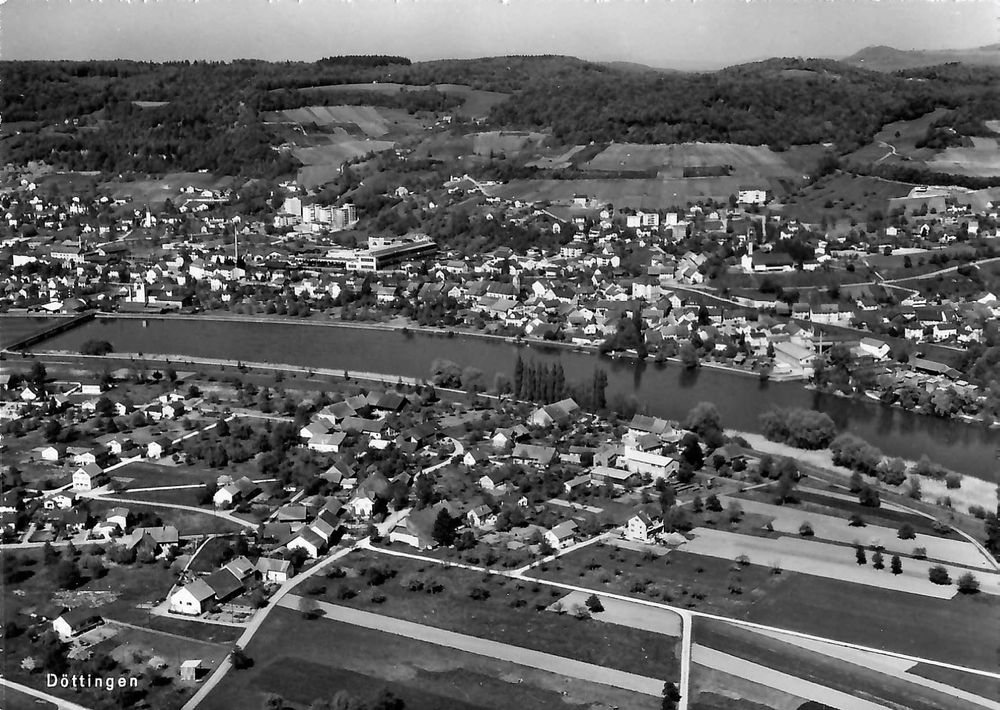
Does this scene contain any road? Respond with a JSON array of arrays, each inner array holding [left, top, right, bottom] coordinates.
[[276, 594, 665, 697]]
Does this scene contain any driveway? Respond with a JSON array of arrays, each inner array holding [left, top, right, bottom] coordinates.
[[277, 594, 665, 697]]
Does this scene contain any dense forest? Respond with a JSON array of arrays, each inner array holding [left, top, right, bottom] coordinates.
[[489, 58, 1000, 152], [2, 56, 997, 179]]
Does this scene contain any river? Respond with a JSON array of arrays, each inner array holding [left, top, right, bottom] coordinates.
[[21, 315, 1000, 482]]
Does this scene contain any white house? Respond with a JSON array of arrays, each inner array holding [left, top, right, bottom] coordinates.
[[72, 463, 105, 491], [858, 337, 890, 361], [286, 528, 326, 558], [544, 521, 578, 550], [625, 513, 663, 543], [255, 557, 292, 583], [53, 611, 103, 641], [169, 579, 216, 615]]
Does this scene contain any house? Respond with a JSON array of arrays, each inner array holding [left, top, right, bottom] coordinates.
[[255, 557, 293, 583], [772, 341, 815, 370], [213, 477, 260, 508], [858, 337, 890, 361], [104, 507, 130, 531], [627, 415, 676, 440], [43, 492, 75, 510], [169, 579, 216, 615], [299, 422, 329, 441], [347, 492, 376, 518], [529, 398, 580, 427], [467, 504, 497, 528], [72, 463, 105, 491], [223, 556, 256, 582], [619, 447, 679, 481], [53, 610, 103, 641], [544, 521, 578, 550], [123, 525, 180, 554], [590, 465, 641, 487], [204, 568, 243, 603], [388, 504, 441, 550], [147, 437, 171, 459], [286, 528, 326, 558], [477, 471, 508, 492], [40, 445, 65, 462], [563, 473, 592, 494], [625, 513, 663, 543], [463, 448, 492, 467], [308, 432, 347, 453], [511, 444, 557, 467]]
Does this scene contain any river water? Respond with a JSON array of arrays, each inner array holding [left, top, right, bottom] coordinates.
[[25, 316, 1000, 482]]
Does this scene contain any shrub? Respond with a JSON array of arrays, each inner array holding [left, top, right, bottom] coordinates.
[[798, 522, 814, 536], [897, 523, 916, 540], [928, 565, 951, 585], [585, 594, 604, 613], [848, 514, 866, 527], [890, 554, 902, 575], [969, 505, 988, 519], [944, 472, 962, 489], [912, 547, 927, 559], [735, 553, 751, 567], [956, 572, 980, 594], [469, 587, 490, 601]]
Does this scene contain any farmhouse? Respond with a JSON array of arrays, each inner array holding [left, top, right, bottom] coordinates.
[[626, 513, 663, 543], [72, 463, 106, 491], [544, 521, 578, 550], [170, 579, 216, 615], [256, 557, 293, 583]]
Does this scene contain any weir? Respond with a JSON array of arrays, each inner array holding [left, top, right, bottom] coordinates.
[[1, 311, 95, 353]]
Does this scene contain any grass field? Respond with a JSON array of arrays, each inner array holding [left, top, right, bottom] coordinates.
[[695, 618, 978, 710], [3, 685, 57, 710], [293, 140, 396, 188], [582, 142, 804, 181], [745, 573, 1000, 671], [525, 144, 587, 169], [309, 549, 680, 679], [530, 544, 783, 617], [112, 460, 218, 490], [471, 131, 547, 156], [116, 486, 207, 507], [847, 109, 949, 166], [200, 608, 657, 710], [925, 139, 1000, 178], [781, 172, 915, 222]]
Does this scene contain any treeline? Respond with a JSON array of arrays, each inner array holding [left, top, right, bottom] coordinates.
[[513, 356, 608, 412], [316, 55, 411, 67], [849, 160, 1000, 189], [758, 407, 837, 449]]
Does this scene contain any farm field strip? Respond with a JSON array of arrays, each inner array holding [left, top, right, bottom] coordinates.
[[691, 644, 894, 710], [276, 594, 666, 696], [550, 590, 683, 636], [680, 527, 990, 598], [719, 494, 991, 569]]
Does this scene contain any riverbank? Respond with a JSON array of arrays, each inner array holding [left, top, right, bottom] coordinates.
[[733, 430, 999, 516], [98, 311, 780, 381]]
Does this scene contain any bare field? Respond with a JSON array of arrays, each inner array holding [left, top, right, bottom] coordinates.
[[926, 142, 1000, 177], [100, 172, 236, 206], [269, 105, 429, 138], [293, 140, 396, 188], [525, 144, 587, 169]]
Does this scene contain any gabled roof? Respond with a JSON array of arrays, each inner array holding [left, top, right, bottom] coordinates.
[[204, 568, 243, 599], [178, 578, 215, 603]]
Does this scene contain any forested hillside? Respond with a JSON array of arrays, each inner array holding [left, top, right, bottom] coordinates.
[[489, 58, 1000, 152], [1, 56, 997, 180]]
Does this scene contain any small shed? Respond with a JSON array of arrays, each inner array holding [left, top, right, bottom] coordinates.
[[180, 659, 203, 682]]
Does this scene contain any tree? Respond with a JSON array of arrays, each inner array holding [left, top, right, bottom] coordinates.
[[684, 402, 721, 438], [29, 361, 47, 387], [928, 565, 951, 585], [662, 681, 682, 710], [890, 554, 902, 575], [230, 646, 254, 670], [956, 571, 980, 594], [858, 484, 880, 508], [799, 521, 814, 536], [431, 509, 458, 547], [679, 342, 699, 369], [872, 550, 884, 570], [585, 594, 604, 613], [705, 494, 722, 512], [42, 419, 62, 443], [855, 545, 867, 565], [897, 523, 916, 540], [298, 596, 321, 619], [263, 693, 285, 710]]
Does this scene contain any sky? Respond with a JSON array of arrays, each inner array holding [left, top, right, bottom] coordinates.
[[2, 0, 995, 69]]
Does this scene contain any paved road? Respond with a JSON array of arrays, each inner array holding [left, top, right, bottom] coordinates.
[[277, 594, 665, 697], [691, 644, 895, 710]]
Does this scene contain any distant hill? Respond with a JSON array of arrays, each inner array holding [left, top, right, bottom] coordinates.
[[844, 44, 1000, 72]]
